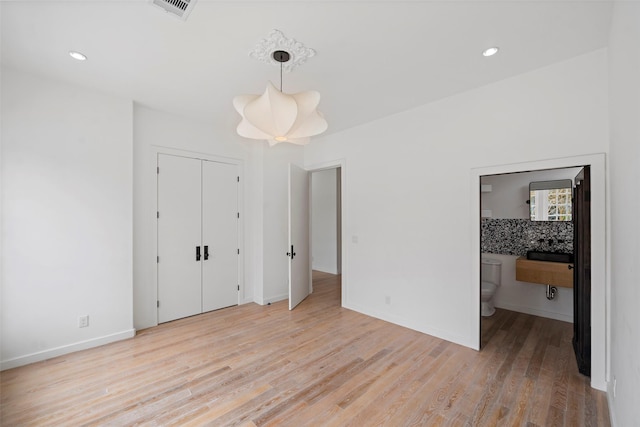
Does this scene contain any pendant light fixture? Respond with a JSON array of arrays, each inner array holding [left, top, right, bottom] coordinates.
[[233, 31, 328, 146]]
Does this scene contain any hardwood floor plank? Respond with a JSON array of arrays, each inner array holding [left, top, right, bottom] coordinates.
[[467, 313, 532, 425], [325, 327, 433, 417], [526, 368, 555, 426], [524, 318, 552, 380], [395, 345, 477, 424], [0, 272, 610, 426], [504, 377, 536, 426], [566, 389, 585, 427]]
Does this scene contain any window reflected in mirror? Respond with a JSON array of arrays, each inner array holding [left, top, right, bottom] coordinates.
[[529, 180, 572, 221]]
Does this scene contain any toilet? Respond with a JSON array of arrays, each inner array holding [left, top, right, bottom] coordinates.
[[481, 258, 502, 317]]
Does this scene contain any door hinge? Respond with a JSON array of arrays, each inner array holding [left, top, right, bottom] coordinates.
[[157, 300, 160, 308], [157, 166, 160, 174], [237, 285, 240, 291], [157, 256, 159, 263], [237, 212, 240, 219], [237, 176, 240, 182], [237, 248, 240, 255], [157, 211, 159, 219]]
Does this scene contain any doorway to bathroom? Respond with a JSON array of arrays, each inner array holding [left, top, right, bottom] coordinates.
[[479, 166, 591, 358], [469, 153, 611, 390]]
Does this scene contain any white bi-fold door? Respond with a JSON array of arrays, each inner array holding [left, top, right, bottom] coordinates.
[[157, 154, 239, 324]]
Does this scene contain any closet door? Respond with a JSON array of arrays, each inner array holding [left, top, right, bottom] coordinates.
[[157, 154, 202, 323], [202, 161, 239, 312]]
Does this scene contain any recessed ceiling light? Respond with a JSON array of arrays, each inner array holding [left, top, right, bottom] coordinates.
[[69, 51, 87, 61], [482, 47, 499, 57]]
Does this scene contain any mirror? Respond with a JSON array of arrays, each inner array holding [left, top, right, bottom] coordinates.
[[529, 180, 573, 221]]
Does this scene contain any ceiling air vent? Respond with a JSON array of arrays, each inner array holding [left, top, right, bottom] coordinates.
[[150, 0, 197, 21]]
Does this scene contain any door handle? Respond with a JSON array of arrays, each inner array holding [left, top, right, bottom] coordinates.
[[204, 245, 209, 260], [196, 246, 201, 261], [286, 245, 296, 260], [568, 264, 574, 270]]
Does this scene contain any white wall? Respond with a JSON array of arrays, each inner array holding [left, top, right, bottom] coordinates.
[[312, 169, 338, 274], [607, 2, 640, 425], [1, 69, 134, 369], [481, 168, 581, 323], [0, 68, 298, 360], [305, 49, 608, 354], [132, 105, 261, 330]]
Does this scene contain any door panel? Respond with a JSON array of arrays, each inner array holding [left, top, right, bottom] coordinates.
[[573, 166, 591, 376], [157, 154, 202, 323], [202, 161, 239, 312], [289, 164, 311, 310]]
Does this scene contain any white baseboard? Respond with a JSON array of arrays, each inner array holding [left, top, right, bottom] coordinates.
[[494, 302, 573, 323], [311, 266, 339, 275], [1, 329, 136, 371], [343, 301, 473, 350], [259, 293, 288, 305], [253, 292, 288, 305]]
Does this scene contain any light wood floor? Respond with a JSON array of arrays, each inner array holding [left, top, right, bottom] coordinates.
[[1, 271, 609, 426]]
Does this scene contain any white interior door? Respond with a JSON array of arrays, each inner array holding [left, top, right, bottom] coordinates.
[[157, 154, 202, 323], [202, 161, 239, 312], [288, 163, 311, 310]]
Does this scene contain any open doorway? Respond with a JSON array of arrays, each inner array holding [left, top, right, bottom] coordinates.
[[479, 167, 582, 348], [478, 166, 593, 375], [472, 154, 605, 390], [310, 167, 342, 305]]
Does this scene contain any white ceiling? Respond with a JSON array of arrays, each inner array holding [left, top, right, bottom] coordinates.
[[1, 1, 613, 135]]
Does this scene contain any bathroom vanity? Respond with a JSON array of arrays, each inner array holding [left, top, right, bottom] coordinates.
[[515, 257, 574, 287]]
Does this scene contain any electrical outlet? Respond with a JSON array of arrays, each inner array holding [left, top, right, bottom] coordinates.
[[78, 315, 89, 328]]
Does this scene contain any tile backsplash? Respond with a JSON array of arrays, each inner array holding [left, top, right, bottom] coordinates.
[[481, 218, 573, 256]]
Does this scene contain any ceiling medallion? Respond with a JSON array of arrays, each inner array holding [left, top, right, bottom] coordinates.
[[249, 29, 316, 73], [234, 37, 327, 146]]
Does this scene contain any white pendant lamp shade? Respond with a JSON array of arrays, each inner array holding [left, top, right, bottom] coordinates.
[[234, 82, 328, 146]]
